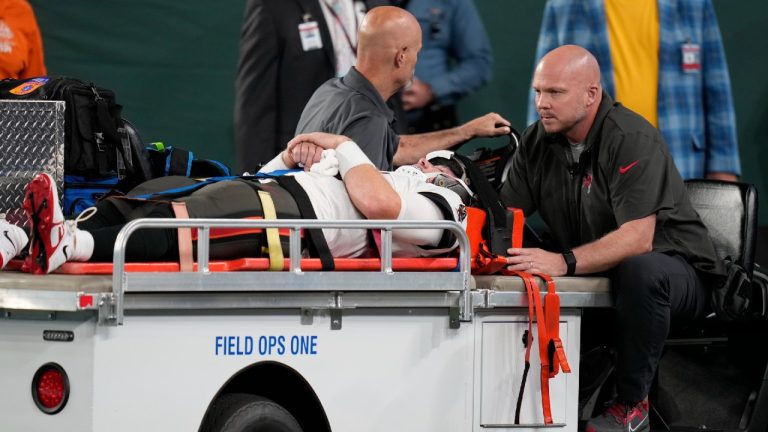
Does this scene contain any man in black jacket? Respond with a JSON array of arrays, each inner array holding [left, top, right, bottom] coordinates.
[[500, 45, 723, 432]]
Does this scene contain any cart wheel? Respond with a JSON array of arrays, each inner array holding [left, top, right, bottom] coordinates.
[[204, 393, 303, 432]]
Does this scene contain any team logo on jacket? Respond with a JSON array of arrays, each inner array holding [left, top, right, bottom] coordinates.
[[457, 204, 467, 222], [582, 171, 593, 194]]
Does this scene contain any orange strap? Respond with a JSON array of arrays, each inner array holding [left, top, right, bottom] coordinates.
[[513, 270, 538, 424], [468, 206, 525, 275], [509, 207, 524, 248], [504, 270, 572, 425], [537, 273, 571, 376], [171, 201, 194, 272]]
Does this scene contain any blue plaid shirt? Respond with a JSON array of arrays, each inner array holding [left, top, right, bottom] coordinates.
[[526, 0, 740, 179]]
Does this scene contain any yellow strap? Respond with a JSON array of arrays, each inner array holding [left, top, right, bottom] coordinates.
[[258, 190, 284, 271]]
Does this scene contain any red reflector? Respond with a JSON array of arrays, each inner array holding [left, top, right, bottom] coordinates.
[[32, 363, 69, 414], [79, 294, 94, 308], [37, 370, 65, 408]]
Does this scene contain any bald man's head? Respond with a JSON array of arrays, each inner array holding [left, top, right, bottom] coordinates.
[[537, 45, 601, 87], [532, 45, 602, 141], [357, 6, 422, 97]]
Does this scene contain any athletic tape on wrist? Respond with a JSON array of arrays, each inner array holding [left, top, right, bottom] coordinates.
[[336, 141, 374, 179]]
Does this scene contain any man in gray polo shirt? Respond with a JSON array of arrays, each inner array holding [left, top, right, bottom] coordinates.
[[294, 6, 510, 171]]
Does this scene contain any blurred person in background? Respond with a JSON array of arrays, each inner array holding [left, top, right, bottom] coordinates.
[[234, 0, 392, 174], [0, 0, 46, 79], [394, 0, 493, 134], [527, 0, 740, 181]]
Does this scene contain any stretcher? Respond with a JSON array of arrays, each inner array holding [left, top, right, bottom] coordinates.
[[0, 218, 612, 326]]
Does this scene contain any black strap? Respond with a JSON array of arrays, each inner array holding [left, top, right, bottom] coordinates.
[[276, 176, 335, 271], [418, 191, 456, 249], [453, 153, 511, 255], [94, 97, 110, 176], [168, 148, 193, 176], [93, 86, 132, 176], [515, 361, 530, 424]]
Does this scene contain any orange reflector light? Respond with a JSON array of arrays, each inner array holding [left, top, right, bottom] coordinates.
[[32, 363, 69, 414]]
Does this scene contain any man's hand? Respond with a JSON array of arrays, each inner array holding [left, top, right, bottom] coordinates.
[[706, 172, 738, 182], [506, 215, 655, 276], [394, 112, 515, 167], [287, 132, 350, 151], [286, 132, 351, 170], [460, 113, 512, 140], [505, 247, 568, 276], [402, 78, 434, 111]]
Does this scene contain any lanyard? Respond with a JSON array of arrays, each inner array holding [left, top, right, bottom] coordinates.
[[322, 0, 358, 53]]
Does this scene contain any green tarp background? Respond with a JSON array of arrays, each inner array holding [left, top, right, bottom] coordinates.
[[29, 0, 768, 221]]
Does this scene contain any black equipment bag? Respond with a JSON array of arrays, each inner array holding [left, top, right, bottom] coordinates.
[[0, 76, 142, 180], [0, 77, 162, 216]]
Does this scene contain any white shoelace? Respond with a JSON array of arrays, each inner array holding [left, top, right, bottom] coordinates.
[[66, 206, 98, 231]]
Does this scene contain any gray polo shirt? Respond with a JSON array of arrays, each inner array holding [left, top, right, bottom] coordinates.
[[295, 67, 400, 170]]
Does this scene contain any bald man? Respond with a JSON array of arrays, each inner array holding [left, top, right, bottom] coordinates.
[[500, 45, 723, 432], [294, 6, 509, 171]]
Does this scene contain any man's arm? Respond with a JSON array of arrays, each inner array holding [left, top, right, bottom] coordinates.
[[393, 112, 511, 167], [286, 133, 402, 219], [701, 0, 740, 179], [506, 214, 656, 276], [234, 0, 280, 173], [286, 133, 463, 251], [343, 163, 401, 219]]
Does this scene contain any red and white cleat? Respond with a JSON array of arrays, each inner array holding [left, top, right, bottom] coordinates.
[[22, 173, 72, 274], [0, 220, 28, 270]]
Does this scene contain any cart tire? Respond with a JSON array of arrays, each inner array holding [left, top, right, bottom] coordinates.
[[205, 393, 303, 432]]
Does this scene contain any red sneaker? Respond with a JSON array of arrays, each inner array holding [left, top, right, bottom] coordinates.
[[586, 398, 649, 432], [22, 173, 71, 274]]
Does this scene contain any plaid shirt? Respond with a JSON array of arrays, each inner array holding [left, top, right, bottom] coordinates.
[[526, 0, 740, 179]]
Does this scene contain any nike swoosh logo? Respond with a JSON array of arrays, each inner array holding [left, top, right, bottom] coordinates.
[[619, 160, 640, 174], [49, 223, 65, 250], [628, 416, 647, 432], [627, 410, 649, 432], [62, 245, 70, 260], [3, 230, 14, 248]]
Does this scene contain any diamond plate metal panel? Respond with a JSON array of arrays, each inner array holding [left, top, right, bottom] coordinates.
[[0, 100, 65, 224]]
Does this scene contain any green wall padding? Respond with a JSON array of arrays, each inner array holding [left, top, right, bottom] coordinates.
[[29, 0, 768, 222]]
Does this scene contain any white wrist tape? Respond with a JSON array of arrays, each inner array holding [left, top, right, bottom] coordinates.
[[336, 141, 374, 179]]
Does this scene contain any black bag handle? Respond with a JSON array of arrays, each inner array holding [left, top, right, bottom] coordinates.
[[92, 85, 133, 176]]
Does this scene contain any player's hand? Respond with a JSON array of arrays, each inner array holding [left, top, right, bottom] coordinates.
[[288, 142, 323, 171]]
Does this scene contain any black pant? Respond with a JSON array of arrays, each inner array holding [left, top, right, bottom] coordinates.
[[610, 252, 709, 404], [79, 200, 178, 262]]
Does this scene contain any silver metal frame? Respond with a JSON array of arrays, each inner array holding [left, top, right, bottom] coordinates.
[[110, 218, 472, 325], [0, 219, 614, 326]]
